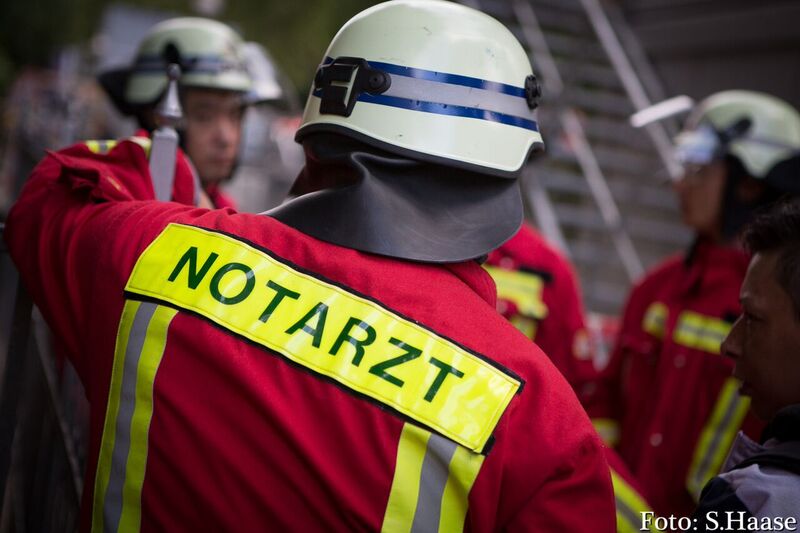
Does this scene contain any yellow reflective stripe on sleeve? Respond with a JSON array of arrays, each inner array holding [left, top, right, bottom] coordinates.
[[92, 300, 139, 533], [126, 224, 521, 453], [118, 304, 176, 531], [483, 265, 548, 320], [382, 424, 430, 533], [438, 444, 484, 532], [673, 310, 731, 354], [381, 423, 485, 533], [611, 469, 656, 533], [592, 418, 620, 447], [641, 302, 667, 339], [686, 378, 750, 501], [91, 301, 177, 533], [85, 139, 119, 154]]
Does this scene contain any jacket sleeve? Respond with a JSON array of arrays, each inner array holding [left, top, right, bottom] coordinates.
[[495, 343, 617, 533], [4, 141, 204, 388], [504, 432, 617, 532]]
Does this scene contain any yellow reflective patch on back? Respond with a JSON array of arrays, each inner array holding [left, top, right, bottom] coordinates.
[[126, 224, 522, 453], [483, 265, 548, 320]]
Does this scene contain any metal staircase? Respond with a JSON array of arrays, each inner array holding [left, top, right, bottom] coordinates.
[[463, 0, 692, 314]]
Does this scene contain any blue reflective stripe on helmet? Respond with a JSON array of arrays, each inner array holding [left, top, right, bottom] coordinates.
[[314, 57, 537, 131], [321, 56, 526, 98], [358, 93, 539, 131]]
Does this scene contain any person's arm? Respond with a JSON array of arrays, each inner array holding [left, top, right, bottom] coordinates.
[[495, 346, 617, 532], [504, 432, 616, 532], [5, 140, 203, 382]]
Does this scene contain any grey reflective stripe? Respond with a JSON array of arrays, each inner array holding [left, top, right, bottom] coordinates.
[[384, 74, 533, 120], [411, 433, 458, 533], [103, 302, 158, 533], [692, 392, 746, 489]]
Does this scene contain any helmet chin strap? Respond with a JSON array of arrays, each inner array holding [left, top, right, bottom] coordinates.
[[267, 133, 523, 263]]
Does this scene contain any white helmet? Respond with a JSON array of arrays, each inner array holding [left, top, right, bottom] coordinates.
[[296, 0, 544, 177], [99, 17, 284, 117], [675, 90, 800, 179]]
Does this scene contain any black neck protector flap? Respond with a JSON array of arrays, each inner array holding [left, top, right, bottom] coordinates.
[[267, 133, 523, 263]]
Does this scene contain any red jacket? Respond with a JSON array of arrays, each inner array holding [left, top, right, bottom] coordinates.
[[205, 183, 237, 210], [486, 223, 602, 416], [6, 140, 615, 532], [486, 223, 656, 530], [604, 241, 763, 517]]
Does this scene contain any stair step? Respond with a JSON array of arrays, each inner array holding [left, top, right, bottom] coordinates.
[[551, 203, 688, 247], [533, 4, 593, 35], [536, 168, 678, 212], [559, 86, 634, 117], [582, 116, 654, 151], [543, 33, 607, 63], [560, 61, 622, 91], [530, 0, 584, 11], [545, 138, 662, 179], [474, 0, 515, 20], [592, 144, 662, 176]]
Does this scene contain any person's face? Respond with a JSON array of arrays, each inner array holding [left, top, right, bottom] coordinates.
[[182, 89, 245, 187], [672, 160, 727, 239], [721, 251, 800, 420]]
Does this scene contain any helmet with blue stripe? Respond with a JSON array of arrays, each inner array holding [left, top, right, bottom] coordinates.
[[99, 17, 283, 118], [295, 0, 544, 178], [273, 0, 542, 262], [675, 91, 800, 182]]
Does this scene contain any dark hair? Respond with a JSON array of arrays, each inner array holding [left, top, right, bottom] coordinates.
[[742, 198, 800, 318], [721, 155, 781, 240]]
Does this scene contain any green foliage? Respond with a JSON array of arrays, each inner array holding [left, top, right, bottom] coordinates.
[[0, 0, 381, 100], [224, 0, 381, 94]]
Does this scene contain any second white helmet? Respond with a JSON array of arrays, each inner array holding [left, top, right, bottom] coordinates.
[[675, 90, 800, 180]]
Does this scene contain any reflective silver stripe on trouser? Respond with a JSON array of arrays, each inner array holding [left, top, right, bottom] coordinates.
[[383, 74, 532, 119], [103, 302, 158, 532], [411, 433, 459, 533]]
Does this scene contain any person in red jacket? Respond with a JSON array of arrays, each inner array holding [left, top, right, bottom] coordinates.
[[98, 17, 285, 209], [603, 91, 800, 517], [485, 222, 603, 422], [486, 222, 656, 532], [6, 2, 615, 531]]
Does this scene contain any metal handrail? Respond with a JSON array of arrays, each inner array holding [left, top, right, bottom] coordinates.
[[0, 225, 84, 531], [510, 0, 571, 255], [510, 0, 645, 281], [578, 0, 681, 180]]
